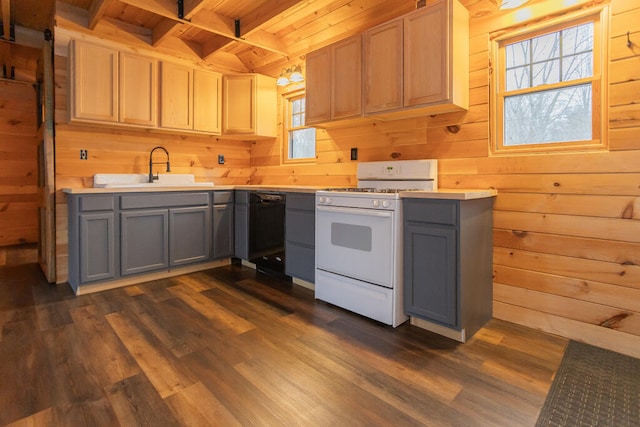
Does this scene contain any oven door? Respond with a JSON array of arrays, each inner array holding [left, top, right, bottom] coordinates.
[[316, 205, 395, 288]]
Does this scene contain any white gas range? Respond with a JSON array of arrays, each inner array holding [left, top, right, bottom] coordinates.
[[314, 159, 437, 327]]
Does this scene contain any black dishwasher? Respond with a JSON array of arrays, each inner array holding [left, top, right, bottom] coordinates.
[[249, 192, 286, 276]]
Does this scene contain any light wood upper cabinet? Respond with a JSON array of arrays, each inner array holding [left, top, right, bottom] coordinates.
[[404, 1, 450, 107], [305, 46, 332, 125], [222, 74, 276, 139], [305, 34, 363, 126], [332, 35, 363, 120], [194, 69, 222, 134], [159, 62, 222, 134], [69, 40, 118, 123], [119, 52, 157, 127], [364, 0, 469, 119], [363, 19, 404, 114], [160, 62, 193, 130]]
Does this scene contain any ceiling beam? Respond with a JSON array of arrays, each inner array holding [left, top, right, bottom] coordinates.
[[88, 0, 113, 30], [118, 0, 287, 56], [1, 0, 11, 41], [238, 0, 307, 35]]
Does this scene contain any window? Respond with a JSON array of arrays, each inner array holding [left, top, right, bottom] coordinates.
[[492, 9, 606, 153], [284, 91, 316, 161]]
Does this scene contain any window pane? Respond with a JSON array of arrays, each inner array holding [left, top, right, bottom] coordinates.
[[532, 32, 560, 63], [503, 83, 592, 146], [506, 41, 529, 67], [291, 99, 301, 114], [532, 59, 560, 86], [562, 52, 592, 81], [506, 66, 530, 91], [289, 128, 316, 159], [563, 23, 593, 55], [292, 114, 301, 127]]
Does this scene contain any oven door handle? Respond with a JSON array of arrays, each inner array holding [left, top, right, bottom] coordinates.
[[316, 205, 393, 218]]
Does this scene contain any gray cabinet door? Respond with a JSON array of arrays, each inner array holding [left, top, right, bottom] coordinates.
[[80, 212, 116, 283], [404, 222, 457, 327], [121, 209, 169, 275], [170, 206, 211, 266], [213, 203, 234, 259]]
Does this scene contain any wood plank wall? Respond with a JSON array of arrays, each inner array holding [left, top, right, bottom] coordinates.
[[52, 36, 253, 284], [0, 80, 38, 255], [251, 0, 640, 358]]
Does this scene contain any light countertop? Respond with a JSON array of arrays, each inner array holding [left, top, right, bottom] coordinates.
[[400, 189, 498, 200], [63, 186, 497, 199]]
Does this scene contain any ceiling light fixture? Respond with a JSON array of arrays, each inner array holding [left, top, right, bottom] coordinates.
[[276, 65, 304, 86], [499, 0, 531, 9]]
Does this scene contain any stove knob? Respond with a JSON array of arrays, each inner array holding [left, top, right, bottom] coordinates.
[[326, 197, 333, 204], [372, 200, 380, 207], [318, 196, 325, 204], [382, 200, 391, 208]]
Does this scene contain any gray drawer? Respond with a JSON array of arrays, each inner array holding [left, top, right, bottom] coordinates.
[[404, 199, 458, 226], [79, 195, 115, 212], [120, 192, 210, 209], [213, 191, 234, 204]]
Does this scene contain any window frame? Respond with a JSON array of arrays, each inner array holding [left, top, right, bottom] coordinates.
[[282, 89, 316, 164], [490, 6, 608, 155]]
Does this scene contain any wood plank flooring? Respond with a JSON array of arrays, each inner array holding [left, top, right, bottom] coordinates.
[[0, 263, 568, 426]]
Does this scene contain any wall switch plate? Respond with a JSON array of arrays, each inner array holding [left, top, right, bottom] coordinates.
[[80, 149, 88, 160], [350, 147, 358, 160], [218, 154, 225, 164]]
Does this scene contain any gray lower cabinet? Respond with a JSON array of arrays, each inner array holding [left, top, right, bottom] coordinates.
[[170, 206, 211, 266], [212, 191, 234, 259], [121, 209, 169, 275], [285, 193, 315, 283], [403, 197, 494, 341], [120, 192, 211, 276], [68, 194, 118, 292]]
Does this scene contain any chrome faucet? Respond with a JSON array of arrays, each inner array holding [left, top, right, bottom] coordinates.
[[149, 146, 171, 183]]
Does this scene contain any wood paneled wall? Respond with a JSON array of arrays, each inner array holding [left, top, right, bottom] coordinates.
[[251, 0, 640, 358], [52, 34, 252, 284], [0, 80, 38, 248]]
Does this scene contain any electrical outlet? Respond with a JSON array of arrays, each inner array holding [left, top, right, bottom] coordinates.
[[80, 149, 88, 160], [350, 147, 358, 160], [218, 154, 225, 164]]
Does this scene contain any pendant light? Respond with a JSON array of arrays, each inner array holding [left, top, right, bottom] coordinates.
[[276, 65, 304, 87]]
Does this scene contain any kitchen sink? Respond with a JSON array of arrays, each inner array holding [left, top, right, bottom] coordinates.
[[93, 173, 214, 188]]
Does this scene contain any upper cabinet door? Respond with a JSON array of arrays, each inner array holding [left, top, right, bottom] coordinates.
[[331, 35, 362, 120], [305, 46, 332, 125], [69, 40, 118, 123], [404, 2, 448, 107], [160, 62, 193, 130], [223, 74, 255, 134], [364, 19, 404, 114], [222, 74, 276, 138], [119, 52, 157, 127], [193, 69, 222, 134]]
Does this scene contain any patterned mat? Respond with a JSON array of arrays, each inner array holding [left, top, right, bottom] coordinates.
[[536, 340, 640, 426]]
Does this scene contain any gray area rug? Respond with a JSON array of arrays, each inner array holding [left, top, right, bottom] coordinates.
[[536, 340, 640, 426]]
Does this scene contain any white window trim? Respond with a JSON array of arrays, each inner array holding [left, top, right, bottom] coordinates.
[[489, 5, 609, 155]]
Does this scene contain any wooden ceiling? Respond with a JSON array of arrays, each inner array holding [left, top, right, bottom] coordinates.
[[2, 0, 502, 78]]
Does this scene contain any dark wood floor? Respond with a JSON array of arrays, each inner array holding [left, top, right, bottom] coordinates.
[[0, 263, 568, 426]]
